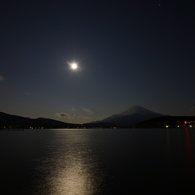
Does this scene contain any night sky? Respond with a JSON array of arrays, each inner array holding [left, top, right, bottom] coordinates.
[[0, 0, 194, 124]]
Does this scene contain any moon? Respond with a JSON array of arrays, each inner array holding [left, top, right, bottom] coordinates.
[[70, 62, 78, 70]]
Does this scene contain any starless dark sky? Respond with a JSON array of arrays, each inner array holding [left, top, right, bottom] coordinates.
[[0, 0, 195, 123]]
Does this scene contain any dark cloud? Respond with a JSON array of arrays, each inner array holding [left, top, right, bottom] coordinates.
[[60, 113, 68, 117], [55, 112, 68, 117], [55, 112, 75, 119]]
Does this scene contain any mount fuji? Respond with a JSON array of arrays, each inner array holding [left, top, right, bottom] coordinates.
[[86, 106, 164, 128]]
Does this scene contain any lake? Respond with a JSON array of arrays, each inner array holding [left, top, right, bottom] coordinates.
[[0, 128, 195, 194]]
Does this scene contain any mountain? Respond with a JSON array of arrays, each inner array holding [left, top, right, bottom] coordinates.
[[0, 112, 79, 129], [85, 106, 164, 128], [136, 115, 195, 128]]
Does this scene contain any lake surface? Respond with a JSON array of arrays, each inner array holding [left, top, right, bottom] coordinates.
[[0, 128, 195, 194]]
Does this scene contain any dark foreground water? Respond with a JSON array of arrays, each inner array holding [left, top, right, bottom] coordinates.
[[0, 128, 195, 195]]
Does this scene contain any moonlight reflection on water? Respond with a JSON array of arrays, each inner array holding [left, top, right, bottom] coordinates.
[[30, 130, 104, 195]]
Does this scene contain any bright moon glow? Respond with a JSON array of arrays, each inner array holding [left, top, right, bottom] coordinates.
[[70, 63, 78, 70]]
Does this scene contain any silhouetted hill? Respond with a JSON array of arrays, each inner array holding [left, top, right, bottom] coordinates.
[[0, 112, 79, 129], [85, 106, 164, 128], [136, 116, 195, 128]]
